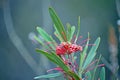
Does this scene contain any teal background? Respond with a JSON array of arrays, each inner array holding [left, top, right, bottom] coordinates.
[[0, 0, 119, 80]]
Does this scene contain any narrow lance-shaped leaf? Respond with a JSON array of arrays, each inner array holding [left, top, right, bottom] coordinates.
[[36, 49, 82, 80], [54, 24, 64, 42], [34, 35, 44, 45], [51, 52, 70, 72], [100, 67, 105, 80], [36, 49, 58, 64], [36, 27, 56, 50], [34, 35, 51, 50], [79, 33, 89, 77], [34, 72, 62, 79], [92, 55, 102, 80], [83, 37, 101, 69], [66, 23, 71, 42], [70, 26, 75, 41], [68, 71, 81, 80], [85, 71, 91, 80], [74, 16, 80, 43], [51, 52, 81, 80], [49, 7, 67, 42], [66, 23, 75, 42], [66, 23, 71, 39], [36, 49, 70, 72]]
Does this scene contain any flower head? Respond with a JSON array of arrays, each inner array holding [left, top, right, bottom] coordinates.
[[56, 42, 83, 55]]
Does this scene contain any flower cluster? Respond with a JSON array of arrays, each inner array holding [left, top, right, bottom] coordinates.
[[56, 42, 83, 55]]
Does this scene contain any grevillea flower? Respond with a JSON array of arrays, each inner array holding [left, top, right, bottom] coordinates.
[[56, 42, 83, 55], [56, 45, 67, 55], [68, 43, 83, 54]]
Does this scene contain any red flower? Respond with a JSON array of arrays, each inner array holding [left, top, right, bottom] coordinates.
[[68, 44, 83, 54], [56, 45, 67, 55], [56, 42, 83, 55]]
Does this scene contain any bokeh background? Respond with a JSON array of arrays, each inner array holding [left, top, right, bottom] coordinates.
[[0, 0, 120, 80]]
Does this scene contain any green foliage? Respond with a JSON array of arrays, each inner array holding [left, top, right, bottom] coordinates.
[[36, 27, 56, 50], [36, 49, 70, 72], [34, 7, 105, 80], [75, 16, 80, 43], [67, 71, 81, 80], [100, 67, 105, 80], [66, 23, 75, 42], [49, 7, 67, 42], [34, 73, 62, 79], [85, 71, 91, 80], [54, 25, 64, 42], [34, 35, 44, 45], [92, 55, 102, 80], [79, 33, 89, 76], [36, 49, 81, 80], [82, 37, 100, 70]]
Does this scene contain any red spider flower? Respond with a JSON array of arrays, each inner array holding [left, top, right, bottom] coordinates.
[[56, 42, 83, 55]]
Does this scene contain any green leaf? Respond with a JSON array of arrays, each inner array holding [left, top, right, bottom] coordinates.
[[92, 55, 102, 80], [34, 35, 44, 45], [79, 33, 89, 77], [85, 71, 91, 80], [34, 35, 50, 50], [49, 7, 67, 42], [34, 72, 62, 79], [74, 16, 80, 43], [36, 49, 81, 79], [54, 25, 64, 42], [36, 26, 56, 50], [83, 37, 101, 70], [51, 52, 70, 72], [36, 49, 58, 64], [36, 49, 70, 72], [68, 71, 81, 80], [70, 26, 75, 40], [66, 23, 75, 42], [100, 67, 105, 80]]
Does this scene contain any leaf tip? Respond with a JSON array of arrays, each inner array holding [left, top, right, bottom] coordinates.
[[34, 77, 37, 79], [49, 7, 54, 12], [78, 16, 80, 20], [36, 26, 40, 30], [98, 37, 101, 41], [49, 6, 52, 9], [35, 48, 40, 52]]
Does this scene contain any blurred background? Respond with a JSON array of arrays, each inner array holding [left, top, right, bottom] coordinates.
[[0, 0, 120, 80]]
